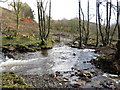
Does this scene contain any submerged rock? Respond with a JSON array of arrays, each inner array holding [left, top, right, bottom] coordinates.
[[75, 70, 93, 79], [73, 53, 76, 56], [4, 53, 15, 59]]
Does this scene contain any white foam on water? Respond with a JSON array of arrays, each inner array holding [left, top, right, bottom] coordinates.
[[0, 58, 38, 72], [103, 73, 119, 78], [103, 73, 120, 84], [83, 49, 95, 52]]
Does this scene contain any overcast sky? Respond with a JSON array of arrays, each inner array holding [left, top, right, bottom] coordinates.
[[0, 0, 120, 23]]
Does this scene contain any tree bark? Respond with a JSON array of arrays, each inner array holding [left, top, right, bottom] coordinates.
[[79, 0, 82, 47], [85, 0, 90, 45], [96, 1, 99, 46], [115, 0, 120, 59], [46, 0, 51, 39]]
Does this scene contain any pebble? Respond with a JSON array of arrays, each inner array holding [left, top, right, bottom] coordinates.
[[73, 53, 76, 56]]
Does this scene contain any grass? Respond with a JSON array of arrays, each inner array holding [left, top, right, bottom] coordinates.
[[2, 36, 38, 46], [1, 72, 33, 88], [1, 35, 57, 52]]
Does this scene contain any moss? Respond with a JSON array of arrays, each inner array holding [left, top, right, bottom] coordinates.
[[41, 40, 53, 49], [35, 40, 43, 46], [87, 39, 96, 45], [50, 40, 56, 43], [98, 55, 107, 60], [2, 35, 54, 53], [1, 72, 33, 88], [4, 35, 16, 40]]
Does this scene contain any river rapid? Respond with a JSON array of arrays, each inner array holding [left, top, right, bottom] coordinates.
[[0, 38, 120, 88]]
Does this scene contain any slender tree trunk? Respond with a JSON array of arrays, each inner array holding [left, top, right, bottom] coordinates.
[[108, 0, 112, 44], [105, 1, 109, 44], [97, 2, 106, 46], [79, 0, 82, 47], [96, 1, 99, 46], [105, 1, 112, 45], [85, 0, 90, 45], [115, 0, 120, 59], [46, 0, 51, 39], [12, 0, 21, 37], [80, 6, 85, 44], [37, 1, 42, 41]]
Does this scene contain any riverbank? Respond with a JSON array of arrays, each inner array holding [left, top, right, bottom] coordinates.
[[93, 45, 120, 75], [68, 41, 120, 75], [1, 72, 33, 88]]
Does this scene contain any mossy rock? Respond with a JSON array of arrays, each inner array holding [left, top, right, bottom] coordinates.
[[40, 40, 53, 49], [1, 72, 33, 88], [15, 44, 35, 53], [41, 44, 52, 49]]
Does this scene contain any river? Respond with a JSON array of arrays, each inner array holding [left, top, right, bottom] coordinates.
[[0, 38, 120, 88]]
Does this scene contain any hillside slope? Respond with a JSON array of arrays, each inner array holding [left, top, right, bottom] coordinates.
[[0, 7, 101, 41], [0, 6, 38, 37]]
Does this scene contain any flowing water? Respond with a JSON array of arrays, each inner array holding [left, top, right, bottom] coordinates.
[[0, 38, 120, 88]]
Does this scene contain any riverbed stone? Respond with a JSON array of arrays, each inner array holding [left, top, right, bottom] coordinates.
[[62, 77, 69, 82], [75, 70, 93, 79], [73, 53, 76, 56], [4, 53, 15, 59], [83, 71, 93, 78], [75, 79, 86, 86], [70, 74, 75, 77]]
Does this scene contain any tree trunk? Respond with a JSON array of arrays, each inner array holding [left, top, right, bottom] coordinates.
[[12, 0, 21, 37], [79, 0, 82, 47], [97, 2, 106, 46], [37, 0, 51, 45], [115, 1, 120, 59], [96, 1, 99, 47], [46, 0, 51, 39], [85, 0, 90, 45]]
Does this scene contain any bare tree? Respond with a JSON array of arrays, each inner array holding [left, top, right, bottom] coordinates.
[[96, 0, 113, 46], [96, 0, 99, 46], [104, 0, 112, 45], [110, 8, 118, 44], [37, 0, 51, 45], [10, 0, 22, 36], [85, 0, 90, 45], [78, 0, 82, 47], [97, 1, 107, 46]]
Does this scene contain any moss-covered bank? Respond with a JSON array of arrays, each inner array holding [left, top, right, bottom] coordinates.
[[1, 72, 33, 89]]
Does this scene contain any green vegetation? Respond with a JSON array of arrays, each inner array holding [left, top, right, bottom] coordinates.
[[98, 55, 107, 60], [2, 35, 55, 52], [1, 72, 33, 88], [2, 36, 37, 45], [37, 0, 51, 46]]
